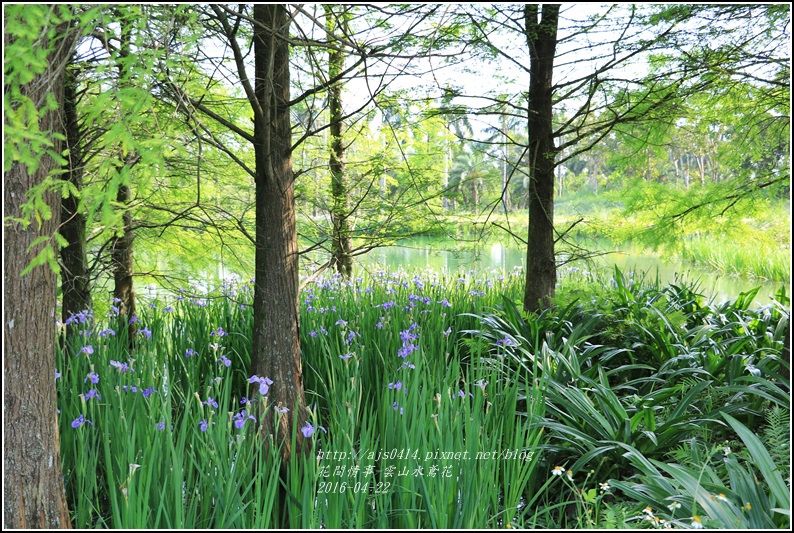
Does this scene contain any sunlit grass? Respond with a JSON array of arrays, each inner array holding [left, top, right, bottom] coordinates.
[[677, 234, 791, 281]]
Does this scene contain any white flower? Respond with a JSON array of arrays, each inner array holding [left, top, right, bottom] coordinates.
[[667, 501, 682, 512], [551, 466, 565, 477], [599, 482, 611, 492], [691, 516, 705, 529]]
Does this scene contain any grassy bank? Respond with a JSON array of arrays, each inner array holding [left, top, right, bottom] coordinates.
[[57, 267, 789, 528], [425, 195, 791, 282]]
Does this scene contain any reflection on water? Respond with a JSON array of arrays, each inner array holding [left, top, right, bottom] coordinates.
[[356, 238, 789, 306], [359, 240, 525, 275]]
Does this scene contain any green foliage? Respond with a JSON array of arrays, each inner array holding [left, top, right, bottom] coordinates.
[[3, 5, 80, 175], [611, 415, 790, 529], [9, 1, 787, 526], [20, 234, 63, 276], [761, 405, 791, 483], [464, 266, 789, 527], [57, 268, 549, 528], [55, 266, 790, 528], [4, 5, 86, 279]]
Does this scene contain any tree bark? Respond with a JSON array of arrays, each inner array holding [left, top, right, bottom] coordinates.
[[111, 185, 136, 329], [4, 7, 73, 527], [471, 175, 479, 211], [111, 17, 136, 337], [502, 113, 512, 211], [523, 4, 560, 313], [326, 5, 353, 278], [251, 4, 307, 458], [60, 63, 93, 322]]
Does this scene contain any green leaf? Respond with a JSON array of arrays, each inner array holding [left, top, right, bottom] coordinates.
[[20, 243, 57, 276], [722, 413, 790, 511], [53, 231, 69, 248]]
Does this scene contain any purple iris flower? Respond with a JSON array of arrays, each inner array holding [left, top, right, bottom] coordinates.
[[84, 389, 101, 401], [301, 422, 326, 438], [398, 343, 417, 358], [71, 414, 93, 429], [233, 410, 257, 429], [249, 375, 274, 395], [344, 330, 358, 345], [496, 336, 516, 347], [110, 360, 131, 372]]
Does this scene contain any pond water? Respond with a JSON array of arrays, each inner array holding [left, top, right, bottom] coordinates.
[[354, 237, 790, 307]]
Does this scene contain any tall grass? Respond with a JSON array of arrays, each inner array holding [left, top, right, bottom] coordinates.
[[677, 235, 791, 281], [58, 268, 547, 528], [56, 266, 789, 528]]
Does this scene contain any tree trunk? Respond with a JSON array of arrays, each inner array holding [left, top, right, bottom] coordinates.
[[111, 18, 136, 335], [60, 63, 93, 322], [471, 175, 479, 211], [697, 154, 706, 185], [557, 163, 564, 197], [326, 5, 353, 278], [111, 185, 136, 329], [681, 154, 686, 186], [251, 4, 307, 458], [502, 112, 512, 211], [672, 151, 680, 188], [523, 4, 560, 313], [4, 7, 73, 527], [590, 157, 599, 194]]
